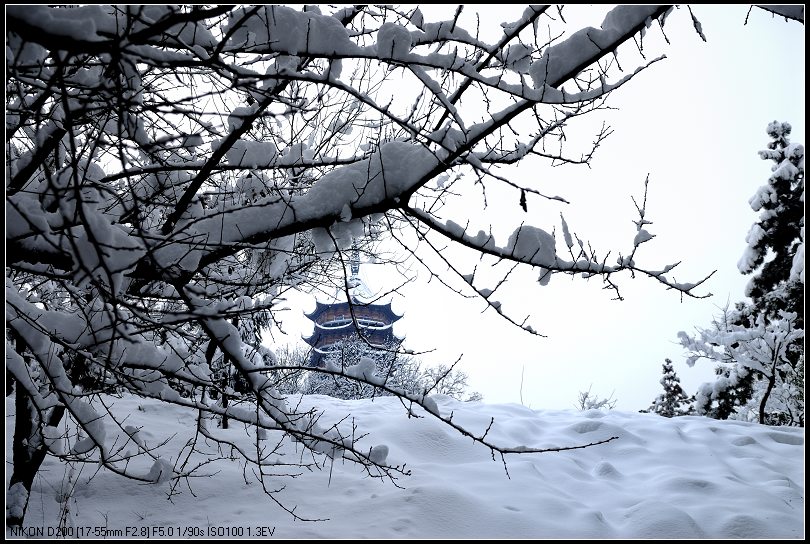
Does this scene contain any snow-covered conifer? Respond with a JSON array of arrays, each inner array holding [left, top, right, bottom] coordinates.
[[647, 359, 693, 417], [684, 122, 804, 426]]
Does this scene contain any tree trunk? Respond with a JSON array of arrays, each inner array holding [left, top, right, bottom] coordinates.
[[7, 386, 65, 527], [759, 361, 778, 424], [220, 372, 229, 430], [6, 370, 15, 397], [219, 317, 240, 430], [205, 338, 229, 429]]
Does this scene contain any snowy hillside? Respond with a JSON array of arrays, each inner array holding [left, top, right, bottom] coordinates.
[[6, 394, 804, 538]]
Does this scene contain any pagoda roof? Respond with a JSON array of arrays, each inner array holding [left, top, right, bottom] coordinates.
[[302, 324, 403, 347], [304, 299, 402, 323], [310, 321, 395, 332], [309, 340, 394, 355]]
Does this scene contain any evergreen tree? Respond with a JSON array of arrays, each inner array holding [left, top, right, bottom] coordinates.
[[683, 122, 804, 425], [737, 121, 804, 424], [738, 121, 804, 326], [692, 363, 754, 420], [647, 359, 693, 417]]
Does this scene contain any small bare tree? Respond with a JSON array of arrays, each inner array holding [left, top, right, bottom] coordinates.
[[576, 386, 618, 411], [421, 364, 483, 402]]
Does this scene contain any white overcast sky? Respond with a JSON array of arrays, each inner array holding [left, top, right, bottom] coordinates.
[[267, 5, 805, 410]]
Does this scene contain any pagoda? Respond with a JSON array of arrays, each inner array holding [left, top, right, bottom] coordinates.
[[303, 241, 402, 367]]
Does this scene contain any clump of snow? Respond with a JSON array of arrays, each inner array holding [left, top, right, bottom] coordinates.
[[770, 144, 803, 181], [505, 225, 557, 266], [790, 225, 804, 283], [376, 23, 412, 58], [504, 43, 532, 73], [748, 184, 777, 212], [6, 191, 50, 241], [7, 482, 28, 521], [560, 214, 574, 250], [369, 444, 389, 465], [311, 219, 365, 254], [444, 219, 466, 238], [225, 6, 359, 56], [146, 458, 175, 484], [537, 268, 552, 286], [225, 140, 278, 168], [633, 229, 654, 246], [124, 425, 145, 449], [346, 356, 380, 384], [529, 6, 664, 88], [409, 7, 424, 28], [430, 124, 467, 157], [191, 141, 437, 261], [67, 398, 106, 455], [7, 5, 112, 42], [43, 425, 65, 455], [340, 204, 352, 222], [291, 140, 437, 235], [71, 436, 96, 455], [738, 224, 766, 273], [227, 106, 257, 132], [421, 395, 440, 416]]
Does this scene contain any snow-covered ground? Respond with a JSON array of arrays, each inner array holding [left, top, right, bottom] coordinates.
[[6, 394, 804, 538]]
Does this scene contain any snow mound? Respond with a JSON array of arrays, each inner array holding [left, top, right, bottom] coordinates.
[[6, 394, 804, 538]]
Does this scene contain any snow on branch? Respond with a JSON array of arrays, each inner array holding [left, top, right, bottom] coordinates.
[[6, 4, 736, 525], [753, 5, 804, 24]]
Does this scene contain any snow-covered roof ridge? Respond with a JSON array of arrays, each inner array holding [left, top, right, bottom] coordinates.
[[311, 321, 395, 332]]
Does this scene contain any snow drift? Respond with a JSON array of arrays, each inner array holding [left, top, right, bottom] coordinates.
[[5, 394, 804, 538]]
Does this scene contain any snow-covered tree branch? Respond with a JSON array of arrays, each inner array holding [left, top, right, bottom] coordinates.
[[7, 4, 770, 527]]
